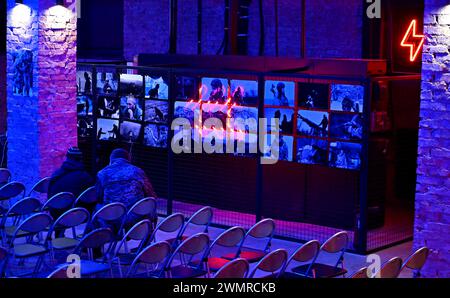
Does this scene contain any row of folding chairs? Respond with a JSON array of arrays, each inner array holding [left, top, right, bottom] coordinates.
[[350, 247, 430, 278]]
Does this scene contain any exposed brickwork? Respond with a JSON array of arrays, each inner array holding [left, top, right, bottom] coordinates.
[[414, 0, 450, 278], [6, 0, 77, 191]]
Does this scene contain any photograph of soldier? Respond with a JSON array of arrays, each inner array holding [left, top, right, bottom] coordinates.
[[176, 76, 198, 101], [265, 108, 295, 134], [297, 110, 329, 137], [330, 113, 363, 140], [97, 72, 118, 95], [264, 80, 295, 107], [230, 106, 258, 134], [77, 71, 92, 95], [230, 80, 258, 105], [77, 117, 94, 138], [98, 96, 120, 119], [119, 74, 144, 97], [174, 101, 201, 127], [330, 84, 364, 113], [145, 100, 169, 123], [328, 141, 362, 170], [97, 119, 119, 141], [120, 121, 142, 143], [202, 103, 228, 129], [298, 82, 329, 110], [77, 95, 93, 116], [200, 77, 228, 103], [145, 75, 169, 99], [144, 124, 169, 148], [262, 135, 293, 162], [120, 96, 143, 121], [296, 138, 328, 165]]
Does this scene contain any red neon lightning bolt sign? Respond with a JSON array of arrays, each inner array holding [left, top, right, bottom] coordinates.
[[400, 19, 425, 62]]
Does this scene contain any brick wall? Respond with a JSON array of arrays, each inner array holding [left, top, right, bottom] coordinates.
[[414, 0, 450, 278], [0, 54, 5, 134], [123, 0, 363, 60], [6, 0, 77, 191]]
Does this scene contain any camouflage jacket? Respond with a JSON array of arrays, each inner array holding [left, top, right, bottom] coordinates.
[[96, 158, 157, 207]]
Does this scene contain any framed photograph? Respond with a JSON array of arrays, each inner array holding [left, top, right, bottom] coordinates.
[[77, 71, 93, 95], [77, 117, 94, 139], [297, 110, 329, 137], [77, 95, 93, 117], [174, 101, 201, 127], [330, 84, 364, 113], [298, 82, 329, 110], [262, 134, 294, 162], [97, 72, 118, 95], [264, 80, 295, 107], [120, 96, 144, 121], [330, 113, 363, 140], [120, 121, 142, 143], [145, 100, 169, 124], [230, 79, 258, 105], [202, 103, 228, 129], [229, 106, 258, 133], [144, 124, 169, 148], [200, 77, 229, 103], [265, 108, 295, 134], [145, 75, 169, 100], [329, 141, 362, 170], [97, 96, 120, 119], [296, 138, 328, 165], [97, 118, 119, 141], [176, 76, 198, 101], [119, 74, 144, 97]]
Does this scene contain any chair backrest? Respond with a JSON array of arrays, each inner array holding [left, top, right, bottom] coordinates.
[[127, 197, 157, 218], [166, 233, 210, 270], [321, 231, 349, 253], [0, 181, 25, 201], [284, 240, 320, 274], [151, 213, 184, 242], [42, 192, 75, 211], [401, 247, 429, 274], [249, 249, 288, 278], [378, 257, 403, 278], [11, 213, 52, 243], [126, 241, 171, 277], [4, 197, 42, 219], [350, 267, 369, 278], [114, 219, 152, 257], [240, 218, 275, 253], [47, 265, 70, 278], [75, 228, 115, 252], [29, 177, 51, 195], [203, 226, 246, 261], [0, 168, 11, 185], [180, 206, 213, 235], [0, 246, 8, 277], [92, 202, 127, 223], [214, 258, 249, 278], [48, 208, 90, 235], [74, 186, 97, 206]]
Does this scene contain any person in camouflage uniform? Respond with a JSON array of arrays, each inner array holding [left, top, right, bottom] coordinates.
[[96, 148, 157, 208]]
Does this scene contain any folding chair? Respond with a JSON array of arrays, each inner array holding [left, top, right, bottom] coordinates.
[[376, 257, 402, 278], [279, 240, 320, 278], [214, 258, 249, 278], [42, 192, 76, 216], [223, 218, 275, 263], [350, 267, 369, 278], [290, 231, 348, 278], [111, 219, 152, 277], [72, 228, 115, 277], [126, 241, 172, 278], [195, 226, 245, 272], [73, 186, 98, 212], [46, 264, 71, 278], [7, 212, 52, 277], [169, 206, 213, 246], [124, 197, 157, 232], [87, 202, 127, 238], [0, 246, 8, 277], [400, 247, 429, 278], [248, 249, 288, 278], [149, 213, 184, 246], [0, 168, 11, 187], [28, 177, 51, 197], [0, 181, 26, 215], [45, 208, 90, 260], [165, 233, 210, 278], [0, 197, 42, 246]]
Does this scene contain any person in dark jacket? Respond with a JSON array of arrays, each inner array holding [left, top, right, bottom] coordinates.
[[47, 147, 94, 236]]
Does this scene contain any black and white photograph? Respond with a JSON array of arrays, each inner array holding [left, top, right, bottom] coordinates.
[[330, 84, 364, 113], [264, 80, 295, 107], [202, 103, 228, 129], [330, 113, 363, 140], [98, 96, 120, 119], [296, 138, 328, 165], [262, 134, 294, 162], [145, 75, 169, 100], [77, 95, 93, 116], [77, 117, 94, 139], [265, 108, 295, 134], [119, 73, 144, 97], [297, 110, 329, 137], [77, 71, 93, 95], [200, 77, 229, 103], [145, 100, 169, 123], [229, 106, 258, 133], [176, 76, 198, 101], [329, 141, 362, 170], [144, 124, 169, 148], [97, 118, 119, 141], [298, 82, 329, 110], [97, 72, 118, 95], [174, 101, 201, 127], [230, 79, 258, 105], [120, 96, 143, 121], [120, 121, 142, 143]]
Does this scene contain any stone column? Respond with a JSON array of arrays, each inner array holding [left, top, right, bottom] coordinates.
[[6, 0, 77, 191], [414, 0, 450, 278]]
